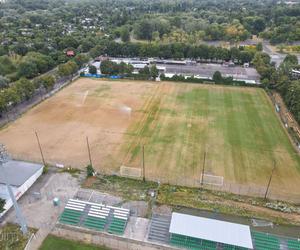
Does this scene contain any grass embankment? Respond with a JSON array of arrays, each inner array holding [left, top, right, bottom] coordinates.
[[40, 235, 110, 250], [84, 175, 300, 225], [0, 223, 36, 250]]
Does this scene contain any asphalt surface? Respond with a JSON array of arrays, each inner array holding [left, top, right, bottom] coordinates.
[[162, 63, 260, 81], [262, 41, 300, 67]]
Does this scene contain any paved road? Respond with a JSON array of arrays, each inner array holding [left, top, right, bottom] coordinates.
[[262, 41, 300, 67]]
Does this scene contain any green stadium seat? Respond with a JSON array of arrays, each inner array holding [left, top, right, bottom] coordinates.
[[82, 216, 107, 231], [288, 239, 300, 250], [252, 231, 280, 250], [108, 217, 128, 235], [59, 208, 83, 226]]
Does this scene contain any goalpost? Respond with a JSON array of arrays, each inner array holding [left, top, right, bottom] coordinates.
[[200, 173, 224, 186], [120, 165, 142, 178]]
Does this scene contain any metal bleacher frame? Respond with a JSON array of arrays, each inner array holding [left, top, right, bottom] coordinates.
[[58, 198, 130, 235]]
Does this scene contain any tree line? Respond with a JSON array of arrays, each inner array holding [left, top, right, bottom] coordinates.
[[90, 40, 256, 64], [0, 53, 89, 117], [252, 52, 300, 125]]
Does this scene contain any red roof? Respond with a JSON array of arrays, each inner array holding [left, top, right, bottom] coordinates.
[[66, 50, 75, 56]]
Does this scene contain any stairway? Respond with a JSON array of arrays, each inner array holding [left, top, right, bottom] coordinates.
[[148, 214, 171, 244], [79, 204, 91, 226]]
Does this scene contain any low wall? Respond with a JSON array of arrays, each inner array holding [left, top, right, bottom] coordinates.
[[51, 224, 176, 250]]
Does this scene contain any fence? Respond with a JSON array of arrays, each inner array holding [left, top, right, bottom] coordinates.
[[52, 224, 176, 250], [268, 90, 300, 151]]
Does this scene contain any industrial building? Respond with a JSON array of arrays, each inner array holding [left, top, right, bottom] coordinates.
[[0, 160, 43, 218]]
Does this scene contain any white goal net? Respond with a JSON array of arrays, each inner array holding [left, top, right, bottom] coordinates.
[[200, 173, 224, 186], [120, 165, 142, 178]]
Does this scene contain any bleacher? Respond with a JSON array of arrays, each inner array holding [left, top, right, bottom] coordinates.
[[108, 206, 130, 235], [59, 199, 86, 226], [170, 233, 217, 250], [222, 244, 248, 250], [287, 239, 300, 250], [252, 231, 280, 250], [58, 199, 130, 236], [83, 204, 110, 231]]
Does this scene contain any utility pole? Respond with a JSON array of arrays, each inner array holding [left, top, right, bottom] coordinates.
[[142, 145, 145, 182], [264, 160, 276, 200], [86, 136, 93, 167], [201, 151, 206, 186], [0, 144, 28, 235], [35, 131, 46, 166]]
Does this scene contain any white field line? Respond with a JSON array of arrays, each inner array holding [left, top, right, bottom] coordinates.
[[81, 90, 89, 106]]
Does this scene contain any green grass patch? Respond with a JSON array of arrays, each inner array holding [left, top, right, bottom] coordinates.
[[0, 223, 36, 250], [40, 235, 110, 250], [121, 83, 300, 193], [84, 175, 158, 201], [59, 167, 81, 177]]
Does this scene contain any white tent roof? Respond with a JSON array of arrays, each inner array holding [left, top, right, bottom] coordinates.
[[169, 213, 253, 249]]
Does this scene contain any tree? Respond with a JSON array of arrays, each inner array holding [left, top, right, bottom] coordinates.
[[18, 61, 39, 78], [118, 62, 133, 75], [58, 60, 78, 77], [0, 76, 9, 89], [0, 198, 5, 213], [58, 35, 79, 50], [86, 164, 95, 177], [150, 65, 159, 80], [120, 26, 130, 42], [213, 71, 223, 83], [0, 56, 16, 76], [243, 17, 266, 35], [89, 65, 97, 74], [14, 78, 35, 100], [283, 54, 298, 66], [134, 19, 154, 41], [256, 42, 263, 51], [38, 75, 55, 90], [74, 54, 89, 68], [100, 60, 117, 75], [139, 65, 150, 76]]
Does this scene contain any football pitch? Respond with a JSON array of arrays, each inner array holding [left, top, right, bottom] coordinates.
[[0, 78, 299, 200], [120, 82, 300, 198]]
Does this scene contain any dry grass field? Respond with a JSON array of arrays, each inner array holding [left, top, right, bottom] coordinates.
[[0, 78, 299, 199], [0, 78, 154, 171]]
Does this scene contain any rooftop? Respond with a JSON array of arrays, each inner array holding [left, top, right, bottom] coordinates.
[[169, 212, 253, 249], [0, 160, 43, 187]]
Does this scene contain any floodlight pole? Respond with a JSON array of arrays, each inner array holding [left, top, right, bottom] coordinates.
[[201, 151, 206, 186], [86, 136, 93, 167], [142, 145, 145, 182], [0, 145, 28, 235], [35, 131, 46, 166], [264, 160, 276, 200]]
